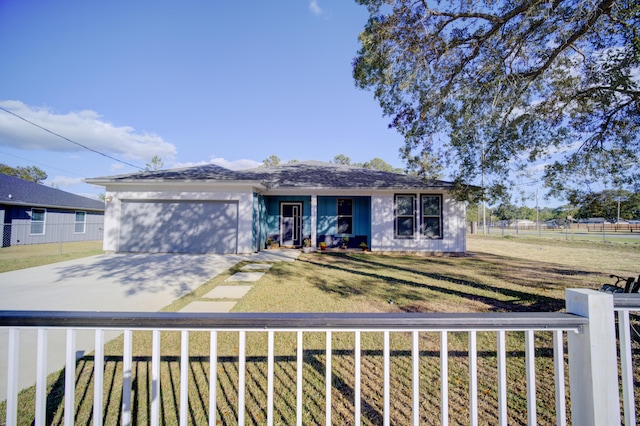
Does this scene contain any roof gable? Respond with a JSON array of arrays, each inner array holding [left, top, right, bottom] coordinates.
[[0, 174, 105, 211]]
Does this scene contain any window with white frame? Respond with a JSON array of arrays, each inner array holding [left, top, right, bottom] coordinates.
[[30, 208, 46, 235], [421, 195, 442, 238], [75, 211, 86, 233], [395, 194, 415, 238], [337, 198, 353, 234]]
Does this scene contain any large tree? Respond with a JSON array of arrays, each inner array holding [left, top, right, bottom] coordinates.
[[0, 163, 47, 183], [353, 0, 640, 201], [362, 157, 404, 173]]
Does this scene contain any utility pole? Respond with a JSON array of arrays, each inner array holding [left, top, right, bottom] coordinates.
[[536, 188, 540, 236], [482, 140, 486, 234]]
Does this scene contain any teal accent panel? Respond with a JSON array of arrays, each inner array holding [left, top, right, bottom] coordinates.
[[254, 194, 268, 251], [317, 196, 337, 235], [263, 196, 311, 239], [317, 196, 371, 240], [252, 193, 264, 252]]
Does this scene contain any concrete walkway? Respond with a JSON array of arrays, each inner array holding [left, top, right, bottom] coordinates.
[[0, 249, 299, 400], [179, 262, 274, 313]]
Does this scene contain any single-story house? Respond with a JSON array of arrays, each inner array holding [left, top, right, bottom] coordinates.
[[1, 174, 105, 247], [85, 161, 467, 254]]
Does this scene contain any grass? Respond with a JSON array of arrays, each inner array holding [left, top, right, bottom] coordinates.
[[0, 241, 103, 273], [1, 235, 638, 424]]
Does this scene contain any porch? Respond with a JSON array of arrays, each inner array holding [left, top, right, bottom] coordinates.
[[257, 195, 372, 250], [1, 290, 637, 425]]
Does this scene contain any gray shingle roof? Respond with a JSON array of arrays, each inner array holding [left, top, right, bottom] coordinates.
[[0, 174, 105, 211], [87, 163, 241, 182], [86, 161, 454, 190], [238, 161, 454, 190]]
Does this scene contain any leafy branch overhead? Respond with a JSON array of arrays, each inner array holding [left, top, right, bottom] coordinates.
[[353, 0, 639, 201]]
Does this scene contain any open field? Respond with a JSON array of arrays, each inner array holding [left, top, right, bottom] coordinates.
[[478, 225, 640, 244], [0, 241, 103, 273], [1, 235, 638, 424]]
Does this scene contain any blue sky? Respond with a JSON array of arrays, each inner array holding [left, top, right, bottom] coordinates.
[[0, 1, 410, 198]]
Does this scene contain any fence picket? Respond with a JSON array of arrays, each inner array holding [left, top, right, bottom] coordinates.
[[5, 329, 19, 426], [122, 330, 132, 426], [525, 330, 536, 426], [65, 329, 77, 426], [440, 332, 448, 426], [469, 331, 478, 426], [180, 330, 189, 426], [209, 331, 218, 426], [93, 329, 104, 426]]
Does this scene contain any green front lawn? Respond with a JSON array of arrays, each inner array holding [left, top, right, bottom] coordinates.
[[2, 236, 638, 424], [0, 241, 103, 273]]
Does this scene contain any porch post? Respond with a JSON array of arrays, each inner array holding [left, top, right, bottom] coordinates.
[[311, 195, 317, 247], [565, 289, 620, 426]]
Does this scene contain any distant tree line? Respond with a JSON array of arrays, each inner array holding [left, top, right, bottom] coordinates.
[[0, 163, 47, 183], [468, 190, 640, 224], [262, 154, 442, 180]]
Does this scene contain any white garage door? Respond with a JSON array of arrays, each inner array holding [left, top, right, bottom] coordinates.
[[119, 200, 238, 254]]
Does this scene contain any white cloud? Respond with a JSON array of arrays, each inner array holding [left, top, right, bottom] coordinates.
[[0, 100, 177, 162], [47, 176, 84, 188], [172, 156, 261, 171], [309, 0, 323, 16]]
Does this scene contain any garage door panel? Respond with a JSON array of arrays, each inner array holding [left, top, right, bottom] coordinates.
[[119, 201, 238, 254]]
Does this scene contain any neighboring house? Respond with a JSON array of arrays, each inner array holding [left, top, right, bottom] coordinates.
[[85, 161, 467, 254], [1, 174, 105, 247]]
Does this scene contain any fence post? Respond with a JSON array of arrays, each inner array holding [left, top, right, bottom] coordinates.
[[565, 289, 620, 426]]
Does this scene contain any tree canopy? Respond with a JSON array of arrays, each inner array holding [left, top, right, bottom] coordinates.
[[332, 154, 352, 165], [262, 155, 281, 167], [144, 155, 164, 172], [353, 0, 640, 202], [0, 163, 47, 183], [568, 189, 640, 220]]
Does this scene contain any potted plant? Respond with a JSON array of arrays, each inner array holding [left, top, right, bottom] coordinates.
[[340, 236, 349, 249], [360, 242, 368, 251], [319, 241, 327, 251], [302, 237, 312, 253]]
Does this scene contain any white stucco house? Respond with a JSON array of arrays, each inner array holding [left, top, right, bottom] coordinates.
[[85, 161, 467, 254]]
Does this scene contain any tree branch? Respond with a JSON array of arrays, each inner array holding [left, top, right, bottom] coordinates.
[[520, 0, 615, 79]]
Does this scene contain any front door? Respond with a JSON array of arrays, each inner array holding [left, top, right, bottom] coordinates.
[[280, 202, 302, 247]]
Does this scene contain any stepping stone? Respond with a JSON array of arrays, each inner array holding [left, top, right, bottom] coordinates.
[[241, 263, 273, 271], [204, 286, 252, 299], [179, 301, 236, 313], [225, 272, 265, 282]]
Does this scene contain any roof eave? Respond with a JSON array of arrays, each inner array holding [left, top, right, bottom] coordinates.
[[0, 200, 104, 211], [85, 178, 268, 190]]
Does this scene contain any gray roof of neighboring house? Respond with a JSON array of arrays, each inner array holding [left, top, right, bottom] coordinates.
[[0, 174, 105, 211], [86, 161, 455, 190]]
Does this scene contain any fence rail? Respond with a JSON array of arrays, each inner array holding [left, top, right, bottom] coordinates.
[[1, 290, 638, 426]]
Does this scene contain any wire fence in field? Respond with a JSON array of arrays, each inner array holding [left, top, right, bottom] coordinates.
[[468, 221, 640, 243]]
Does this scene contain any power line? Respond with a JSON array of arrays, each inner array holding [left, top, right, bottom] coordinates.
[[0, 149, 85, 177], [0, 106, 143, 170]]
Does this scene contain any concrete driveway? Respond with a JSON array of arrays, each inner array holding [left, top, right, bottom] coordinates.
[[0, 250, 301, 401], [0, 253, 245, 311], [0, 252, 246, 401]]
